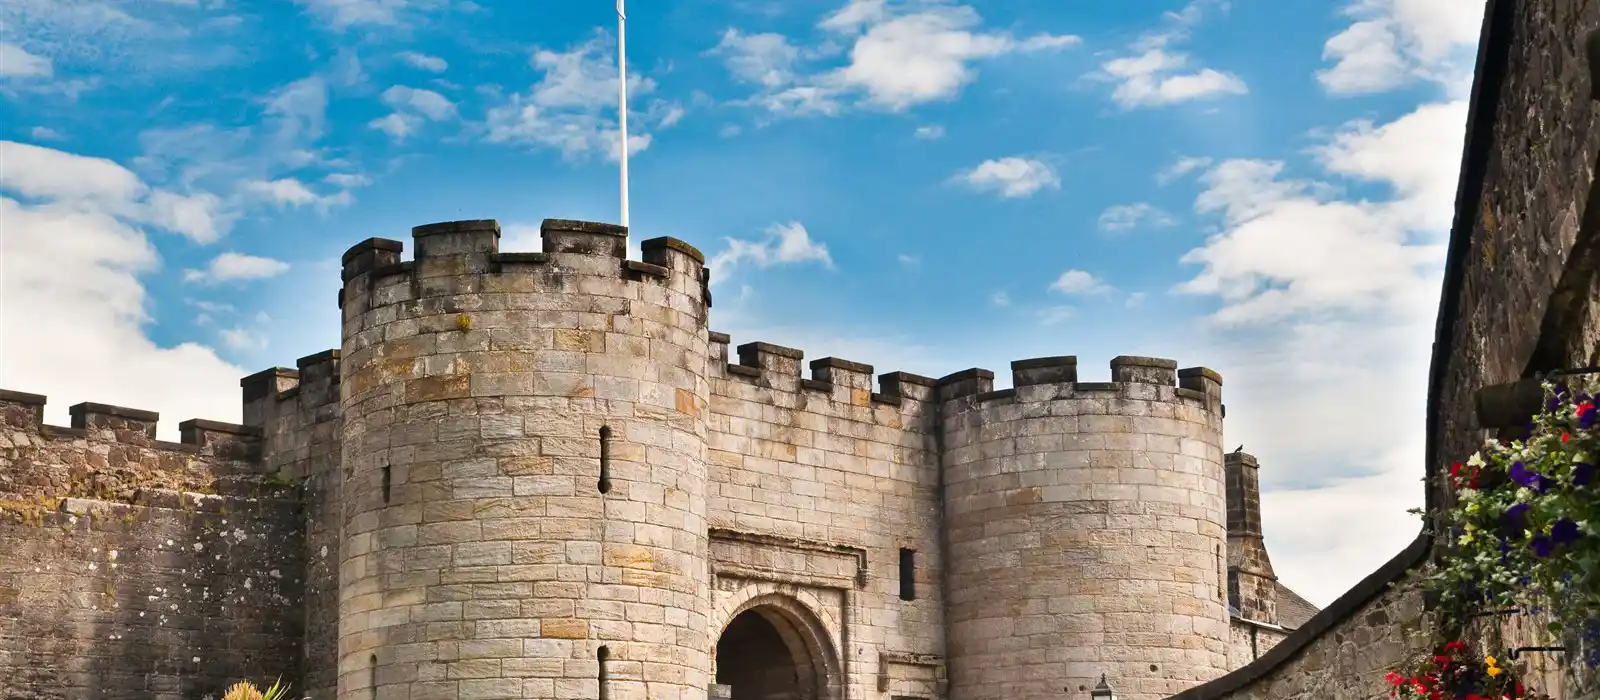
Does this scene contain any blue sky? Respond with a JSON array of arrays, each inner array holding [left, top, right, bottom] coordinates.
[[0, 0, 1484, 606]]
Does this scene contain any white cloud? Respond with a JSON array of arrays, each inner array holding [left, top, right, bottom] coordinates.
[[1125, 292, 1146, 308], [913, 124, 944, 140], [323, 172, 371, 188], [990, 291, 1011, 307], [709, 29, 802, 88], [1173, 92, 1470, 605], [242, 178, 353, 211], [397, 50, 448, 72], [183, 252, 291, 285], [29, 126, 64, 141], [1098, 202, 1177, 233], [1036, 305, 1074, 325], [1048, 269, 1113, 296], [381, 84, 456, 120], [1158, 155, 1213, 184], [0, 140, 228, 244], [484, 35, 684, 162], [1096, 0, 1248, 109], [264, 76, 329, 145], [1176, 101, 1466, 325], [369, 112, 422, 140], [957, 156, 1059, 198], [0, 150, 249, 440], [1317, 0, 1484, 96], [897, 253, 919, 267], [719, 0, 1079, 117], [219, 327, 267, 350], [0, 43, 52, 78], [292, 0, 451, 30], [708, 222, 833, 281]]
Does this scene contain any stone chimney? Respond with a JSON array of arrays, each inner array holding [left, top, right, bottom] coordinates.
[[1226, 450, 1278, 624]]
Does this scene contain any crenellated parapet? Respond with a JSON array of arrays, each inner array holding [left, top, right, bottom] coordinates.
[[0, 388, 264, 504], [710, 330, 940, 412]]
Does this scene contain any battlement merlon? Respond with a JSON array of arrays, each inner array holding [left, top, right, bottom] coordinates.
[[336, 219, 709, 318], [935, 355, 1225, 413], [707, 332, 939, 405], [0, 388, 261, 455], [240, 350, 342, 428]]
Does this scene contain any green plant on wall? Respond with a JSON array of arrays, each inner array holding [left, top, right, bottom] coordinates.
[[1388, 374, 1600, 696], [221, 678, 293, 700]]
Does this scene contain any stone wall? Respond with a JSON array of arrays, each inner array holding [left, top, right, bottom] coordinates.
[[703, 333, 946, 699], [1164, 0, 1600, 698], [335, 220, 714, 700], [0, 390, 306, 700], [242, 350, 345, 700], [938, 357, 1229, 700]]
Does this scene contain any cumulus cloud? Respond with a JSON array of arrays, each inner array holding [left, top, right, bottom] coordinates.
[[242, 178, 353, 211], [956, 156, 1060, 198], [714, 0, 1079, 117], [0, 140, 229, 244], [1098, 202, 1177, 233], [292, 0, 453, 31], [707, 222, 833, 281], [381, 85, 456, 120], [397, 50, 448, 72], [1158, 155, 1213, 184], [183, 252, 291, 286], [370, 84, 456, 141], [483, 34, 685, 162], [1173, 93, 1471, 605], [1048, 269, 1114, 296], [0, 43, 52, 78], [1095, 0, 1248, 109], [1317, 0, 1484, 96], [0, 144, 250, 439]]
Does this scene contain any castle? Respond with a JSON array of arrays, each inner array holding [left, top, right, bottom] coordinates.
[[0, 218, 1318, 700]]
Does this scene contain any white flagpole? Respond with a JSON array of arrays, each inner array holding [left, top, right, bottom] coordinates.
[[617, 0, 630, 229]]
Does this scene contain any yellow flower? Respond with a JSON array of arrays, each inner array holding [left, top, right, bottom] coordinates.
[[1487, 666, 1503, 678], [1486, 655, 1497, 666]]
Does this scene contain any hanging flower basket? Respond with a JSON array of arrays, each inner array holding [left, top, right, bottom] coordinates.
[[1385, 640, 1552, 700], [1422, 376, 1600, 639]]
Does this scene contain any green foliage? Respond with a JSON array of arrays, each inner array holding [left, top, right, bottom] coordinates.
[[1420, 374, 1600, 667]]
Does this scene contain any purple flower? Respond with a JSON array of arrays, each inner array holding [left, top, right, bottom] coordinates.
[[1510, 461, 1543, 489], [1502, 503, 1530, 539], [1533, 535, 1555, 557], [1577, 462, 1597, 486], [1553, 518, 1582, 545]]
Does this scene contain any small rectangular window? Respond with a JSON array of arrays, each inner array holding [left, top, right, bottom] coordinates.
[[899, 548, 917, 601], [598, 426, 613, 494], [381, 466, 392, 504]]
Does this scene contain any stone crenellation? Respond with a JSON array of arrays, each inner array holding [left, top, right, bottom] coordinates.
[[0, 219, 1317, 700]]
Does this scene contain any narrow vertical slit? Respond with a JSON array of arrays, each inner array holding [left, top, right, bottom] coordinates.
[[597, 645, 610, 700], [381, 466, 392, 504], [368, 653, 377, 697], [598, 426, 613, 494], [899, 548, 917, 601]]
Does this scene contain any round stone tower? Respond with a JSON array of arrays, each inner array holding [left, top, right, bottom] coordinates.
[[938, 355, 1229, 700], [337, 219, 713, 700]]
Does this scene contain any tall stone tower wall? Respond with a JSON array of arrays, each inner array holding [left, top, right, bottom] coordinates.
[[939, 355, 1230, 700], [337, 219, 713, 700]]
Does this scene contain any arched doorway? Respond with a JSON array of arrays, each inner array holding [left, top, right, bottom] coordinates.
[[713, 595, 839, 700]]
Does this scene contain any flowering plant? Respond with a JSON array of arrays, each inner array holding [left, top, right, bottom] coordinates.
[[1421, 375, 1600, 645], [1384, 640, 1551, 700]]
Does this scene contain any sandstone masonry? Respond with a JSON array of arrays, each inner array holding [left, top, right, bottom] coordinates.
[[0, 217, 1317, 700]]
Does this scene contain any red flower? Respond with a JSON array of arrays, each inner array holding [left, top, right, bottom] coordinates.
[[1563, 433, 1572, 443]]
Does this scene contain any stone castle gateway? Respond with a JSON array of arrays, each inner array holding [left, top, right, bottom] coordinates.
[[0, 219, 1316, 700]]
